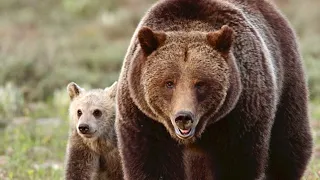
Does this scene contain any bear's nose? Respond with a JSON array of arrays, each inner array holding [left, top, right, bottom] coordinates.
[[174, 111, 194, 130], [78, 124, 90, 134]]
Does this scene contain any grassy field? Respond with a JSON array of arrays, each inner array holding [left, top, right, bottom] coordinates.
[[0, 0, 319, 179]]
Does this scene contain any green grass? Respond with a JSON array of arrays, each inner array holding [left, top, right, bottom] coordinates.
[[303, 103, 320, 179], [0, 0, 319, 179], [1, 120, 68, 180], [0, 87, 70, 180]]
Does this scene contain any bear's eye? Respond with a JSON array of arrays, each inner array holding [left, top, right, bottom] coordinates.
[[165, 81, 175, 89], [77, 110, 82, 117], [195, 82, 206, 90], [93, 109, 102, 118]]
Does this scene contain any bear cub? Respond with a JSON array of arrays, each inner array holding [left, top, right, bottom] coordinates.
[[64, 81, 122, 180]]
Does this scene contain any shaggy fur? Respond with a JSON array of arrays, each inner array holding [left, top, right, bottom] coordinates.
[[116, 0, 313, 179], [64, 82, 123, 180]]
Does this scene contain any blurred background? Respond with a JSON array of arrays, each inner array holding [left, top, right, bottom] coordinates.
[[0, 0, 319, 179]]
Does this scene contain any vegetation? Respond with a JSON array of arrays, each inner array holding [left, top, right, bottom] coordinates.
[[0, 0, 319, 179]]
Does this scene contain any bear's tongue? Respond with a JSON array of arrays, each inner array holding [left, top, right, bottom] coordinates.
[[179, 129, 191, 135]]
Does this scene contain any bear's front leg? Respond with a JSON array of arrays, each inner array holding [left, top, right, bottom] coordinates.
[[184, 147, 215, 180], [117, 115, 185, 180], [65, 135, 99, 180], [191, 116, 272, 180]]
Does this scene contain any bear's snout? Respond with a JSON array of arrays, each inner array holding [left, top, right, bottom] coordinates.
[[172, 111, 196, 139], [78, 124, 90, 134], [174, 111, 194, 129]]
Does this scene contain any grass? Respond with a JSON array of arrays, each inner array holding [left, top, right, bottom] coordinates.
[[1, 119, 68, 180], [0, 87, 69, 180], [0, 0, 319, 179], [304, 103, 320, 179]]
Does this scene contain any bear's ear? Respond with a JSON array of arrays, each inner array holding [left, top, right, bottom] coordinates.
[[207, 25, 234, 53], [104, 81, 118, 99], [138, 26, 166, 55], [67, 82, 84, 100]]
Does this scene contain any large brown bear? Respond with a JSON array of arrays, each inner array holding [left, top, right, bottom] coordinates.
[[116, 0, 313, 179]]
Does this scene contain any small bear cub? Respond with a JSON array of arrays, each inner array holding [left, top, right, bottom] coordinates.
[[64, 81, 122, 180]]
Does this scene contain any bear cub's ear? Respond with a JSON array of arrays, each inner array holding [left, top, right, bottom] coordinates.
[[138, 26, 166, 55], [67, 82, 85, 100], [104, 81, 118, 99], [207, 25, 234, 53]]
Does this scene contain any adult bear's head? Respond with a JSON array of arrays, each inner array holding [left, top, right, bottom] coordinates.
[[128, 25, 242, 144]]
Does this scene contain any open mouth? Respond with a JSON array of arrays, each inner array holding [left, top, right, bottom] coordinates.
[[179, 128, 191, 135], [174, 127, 195, 139]]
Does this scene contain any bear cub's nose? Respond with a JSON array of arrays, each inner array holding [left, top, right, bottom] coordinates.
[[174, 111, 194, 130], [78, 124, 90, 134]]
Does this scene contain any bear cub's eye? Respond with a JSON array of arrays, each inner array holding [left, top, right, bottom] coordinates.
[[93, 109, 102, 118], [77, 110, 82, 117], [165, 81, 175, 89]]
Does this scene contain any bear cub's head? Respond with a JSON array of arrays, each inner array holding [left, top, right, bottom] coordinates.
[[129, 25, 240, 144], [67, 82, 117, 141]]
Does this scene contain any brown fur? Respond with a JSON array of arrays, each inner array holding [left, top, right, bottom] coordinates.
[[64, 82, 123, 180], [116, 0, 313, 179]]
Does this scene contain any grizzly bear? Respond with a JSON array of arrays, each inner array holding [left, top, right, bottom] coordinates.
[[116, 0, 313, 179], [64, 82, 122, 180]]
